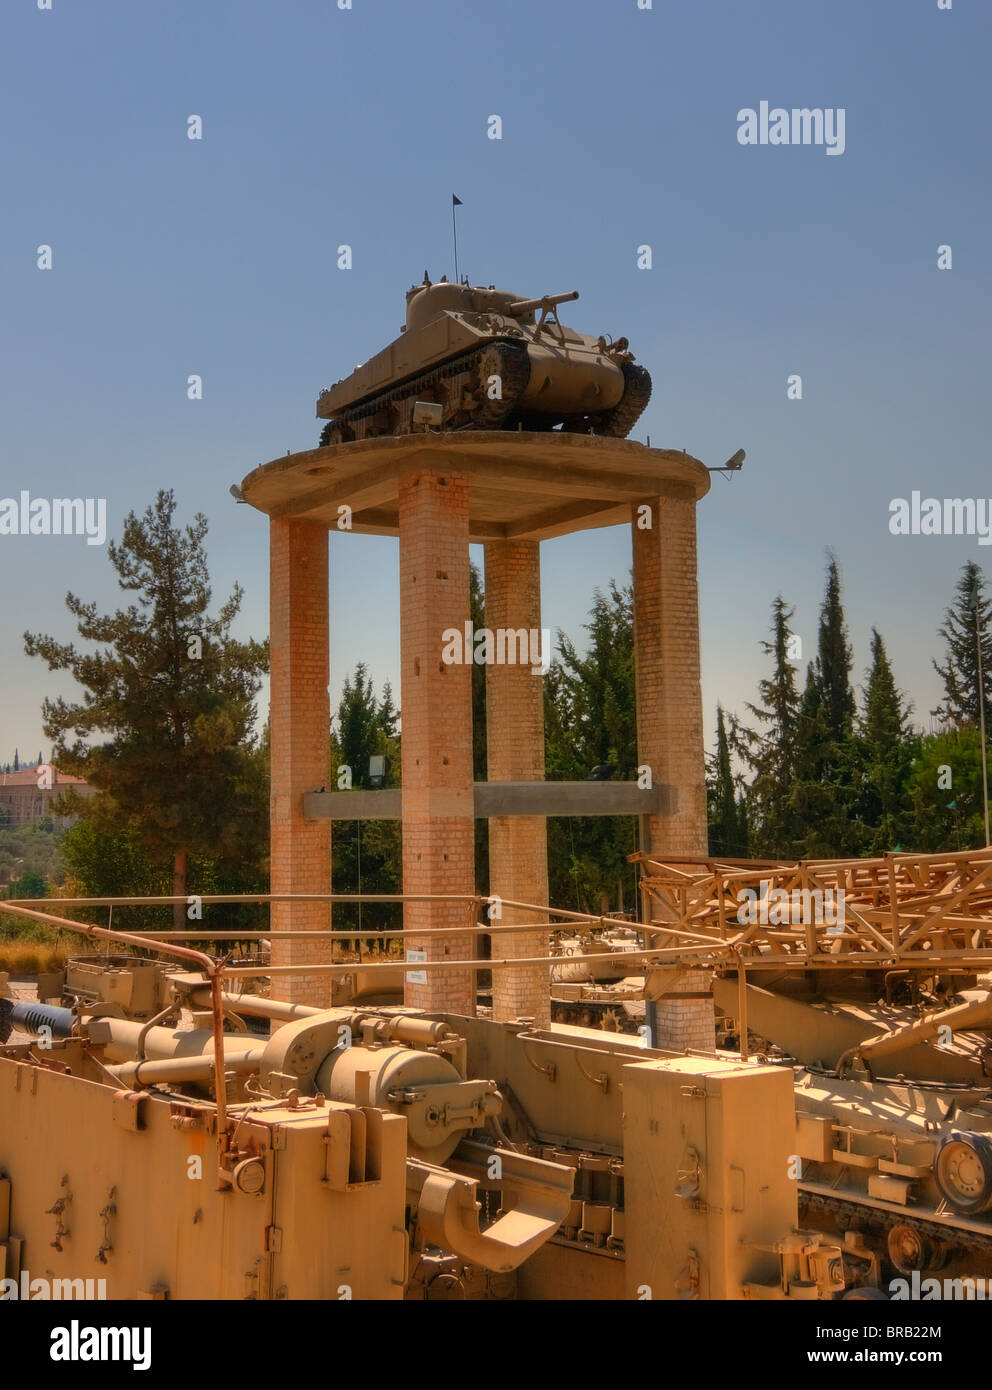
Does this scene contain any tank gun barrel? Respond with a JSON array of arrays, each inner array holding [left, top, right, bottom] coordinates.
[[507, 290, 579, 316]]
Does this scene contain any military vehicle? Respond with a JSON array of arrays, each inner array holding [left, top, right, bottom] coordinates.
[[633, 846, 992, 1289], [550, 925, 646, 1032], [315, 276, 652, 445], [0, 897, 848, 1301]]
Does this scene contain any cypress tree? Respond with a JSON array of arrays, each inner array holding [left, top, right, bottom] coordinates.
[[789, 664, 836, 857], [707, 704, 747, 857], [790, 556, 861, 856], [741, 596, 801, 856], [815, 552, 855, 744], [857, 628, 916, 853]]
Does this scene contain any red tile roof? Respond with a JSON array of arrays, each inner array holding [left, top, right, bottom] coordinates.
[[0, 768, 88, 787]]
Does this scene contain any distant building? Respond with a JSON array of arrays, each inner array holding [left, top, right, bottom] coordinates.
[[0, 768, 93, 828]]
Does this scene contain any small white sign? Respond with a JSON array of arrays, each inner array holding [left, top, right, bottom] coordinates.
[[406, 949, 427, 985]]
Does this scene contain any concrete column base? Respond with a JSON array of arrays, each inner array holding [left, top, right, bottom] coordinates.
[[268, 517, 331, 1007]]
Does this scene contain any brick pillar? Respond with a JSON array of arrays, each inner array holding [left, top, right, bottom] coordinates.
[[632, 488, 714, 1051], [269, 517, 331, 1006], [399, 465, 475, 1014], [484, 540, 550, 1025]]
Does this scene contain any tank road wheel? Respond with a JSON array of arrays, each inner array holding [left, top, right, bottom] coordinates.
[[595, 363, 653, 439], [319, 419, 355, 447], [886, 1224, 942, 1275], [473, 342, 530, 429], [934, 1131, 992, 1214]]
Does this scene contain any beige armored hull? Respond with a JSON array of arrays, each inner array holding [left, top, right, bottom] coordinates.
[[315, 279, 651, 444]]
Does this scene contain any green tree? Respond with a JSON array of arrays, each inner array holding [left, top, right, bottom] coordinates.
[[379, 681, 398, 741], [24, 490, 269, 930], [856, 629, 917, 853], [9, 870, 47, 899], [907, 728, 986, 852], [933, 561, 992, 729], [789, 555, 864, 856], [740, 596, 801, 856], [337, 664, 387, 788], [59, 820, 168, 928], [544, 582, 638, 913], [814, 553, 856, 745], [330, 664, 402, 940], [707, 705, 748, 858]]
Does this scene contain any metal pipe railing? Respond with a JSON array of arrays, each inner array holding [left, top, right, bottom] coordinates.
[[0, 899, 233, 1176]]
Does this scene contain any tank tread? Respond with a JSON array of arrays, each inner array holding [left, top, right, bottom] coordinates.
[[472, 341, 530, 429], [318, 339, 529, 446], [798, 1188, 992, 1257], [595, 363, 652, 438]]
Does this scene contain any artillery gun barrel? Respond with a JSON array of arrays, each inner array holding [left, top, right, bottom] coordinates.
[[507, 290, 579, 316]]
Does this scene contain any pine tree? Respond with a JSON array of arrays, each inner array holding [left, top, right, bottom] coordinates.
[[330, 664, 401, 939], [24, 490, 269, 929], [544, 582, 638, 912], [740, 596, 801, 856], [707, 705, 747, 857], [337, 664, 384, 788], [547, 582, 636, 779], [933, 561, 992, 728], [378, 681, 398, 741], [789, 664, 838, 856], [856, 628, 916, 853]]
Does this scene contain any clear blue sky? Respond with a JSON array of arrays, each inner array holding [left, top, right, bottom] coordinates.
[[2, 0, 990, 759]]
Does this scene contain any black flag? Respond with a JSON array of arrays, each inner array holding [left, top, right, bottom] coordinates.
[[452, 194, 463, 206]]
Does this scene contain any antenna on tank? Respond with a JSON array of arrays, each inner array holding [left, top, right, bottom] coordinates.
[[451, 194, 463, 284]]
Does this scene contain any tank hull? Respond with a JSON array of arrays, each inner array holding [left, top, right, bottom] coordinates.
[[315, 279, 651, 444]]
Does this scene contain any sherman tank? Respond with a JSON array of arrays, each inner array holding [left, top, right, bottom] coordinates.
[[550, 925, 647, 1033], [315, 275, 652, 446]]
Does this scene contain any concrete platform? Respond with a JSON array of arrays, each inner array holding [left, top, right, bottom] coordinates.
[[240, 431, 709, 541]]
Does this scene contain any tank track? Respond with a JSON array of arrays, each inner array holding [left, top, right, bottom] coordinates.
[[598, 363, 652, 437], [318, 340, 530, 446], [798, 1188, 992, 1258], [561, 363, 653, 440], [473, 341, 531, 429], [550, 998, 640, 1034]]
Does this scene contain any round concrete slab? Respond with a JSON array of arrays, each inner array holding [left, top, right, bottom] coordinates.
[[240, 431, 709, 542]]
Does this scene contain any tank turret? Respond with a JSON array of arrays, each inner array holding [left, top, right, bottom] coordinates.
[[316, 276, 651, 446]]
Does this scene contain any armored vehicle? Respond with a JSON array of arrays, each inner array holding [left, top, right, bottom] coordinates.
[[551, 925, 647, 1032], [316, 276, 652, 445], [633, 846, 992, 1288], [0, 895, 846, 1301]]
